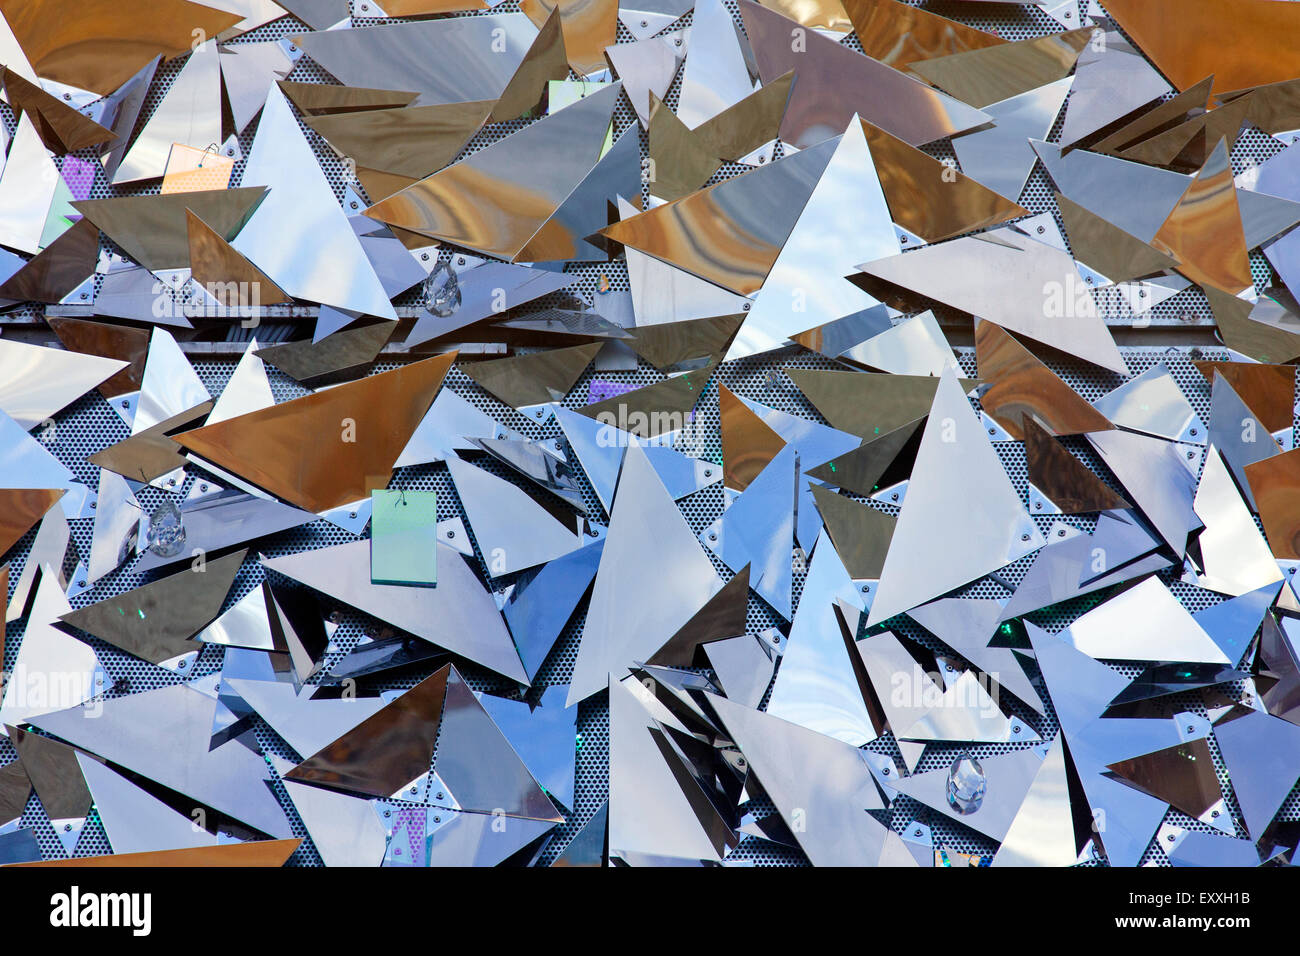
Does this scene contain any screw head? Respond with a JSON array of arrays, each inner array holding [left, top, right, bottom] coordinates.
[[1021, 533, 1030, 541]]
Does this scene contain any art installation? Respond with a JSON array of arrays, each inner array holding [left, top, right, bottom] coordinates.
[[1, 0, 1300, 880]]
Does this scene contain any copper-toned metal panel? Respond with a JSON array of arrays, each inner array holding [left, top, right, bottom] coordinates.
[[520, 0, 617, 77], [0, 0, 243, 94], [1055, 193, 1178, 284], [0, 67, 116, 153], [88, 402, 213, 482], [1152, 140, 1253, 294], [47, 317, 149, 399], [489, 6, 568, 123], [1103, 0, 1300, 95], [627, 313, 745, 370], [1106, 737, 1223, 819], [908, 27, 1091, 109], [1192, 361, 1296, 433], [0, 218, 100, 305], [464, 342, 601, 409], [860, 120, 1028, 243], [0, 489, 64, 559], [719, 383, 786, 492], [1022, 415, 1130, 514], [186, 209, 291, 306], [844, 0, 1004, 72], [305, 100, 492, 181], [976, 321, 1113, 438], [176, 353, 455, 513], [6, 839, 302, 867], [277, 80, 419, 115], [1245, 447, 1300, 560]]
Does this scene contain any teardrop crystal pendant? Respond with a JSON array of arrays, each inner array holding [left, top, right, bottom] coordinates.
[[427, 260, 461, 317], [946, 752, 987, 815], [146, 499, 187, 557]]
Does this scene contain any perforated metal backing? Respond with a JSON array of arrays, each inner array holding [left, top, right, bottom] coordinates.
[[3, 0, 1298, 867]]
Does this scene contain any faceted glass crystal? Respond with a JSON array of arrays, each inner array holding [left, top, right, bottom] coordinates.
[[946, 752, 986, 814], [146, 499, 186, 557]]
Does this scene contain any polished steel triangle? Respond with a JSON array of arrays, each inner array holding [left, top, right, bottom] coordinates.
[[1152, 139, 1252, 294], [232, 84, 396, 318], [27, 683, 292, 839], [1021, 416, 1130, 514], [75, 754, 219, 855], [113, 41, 221, 185], [262, 541, 528, 684], [728, 117, 895, 362], [868, 369, 1044, 626], [568, 444, 721, 705], [908, 26, 1091, 109], [176, 353, 454, 513], [991, 735, 1077, 866], [463, 343, 600, 410]]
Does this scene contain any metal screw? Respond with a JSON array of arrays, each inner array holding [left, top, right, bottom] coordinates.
[[742, 303, 750, 311], [64, 823, 72, 831], [771, 634, 779, 644], [914, 828, 922, 836], [1012, 724, 1020, 733], [434, 816, 441, 823], [384, 810, 391, 817], [861, 583, 870, 592], [421, 253, 429, 261], [890, 493, 899, 501], [90, 501, 97, 509], [446, 530, 455, 538], [1167, 834, 1176, 842], [78, 580, 86, 587], [1190, 428, 1198, 436], [900, 235, 908, 244], [640, 18, 647, 26], [1021, 533, 1030, 541], [167, 478, 176, 486], [200, 483, 208, 492], [1057, 528, 1066, 537], [457, 257, 466, 266], [1036, 225, 1045, 234], [1187, 451, 1195, 459], [436, 792, 444, 800], [708, 532, 717, 541], [350, 511, 357, 518], [704, 469, 712, 477], [736, 757, 745, 767], [1034, 501, 1042, 509], [1211, 810, 1220, 818], [63, 93, 71, 101], [349, 201, 358, 209], [881, 766, 890, 775]]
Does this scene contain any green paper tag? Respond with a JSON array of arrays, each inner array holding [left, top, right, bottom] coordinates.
[[370, 489, 438, 587]]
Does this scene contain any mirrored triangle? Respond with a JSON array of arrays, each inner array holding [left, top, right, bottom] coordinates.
[[75, 753, 219, 855], [113, 41, 221, 184], [908, 26, 1091, 109], [262, 541, 527, 684], [176, 353, 454, 512], [868, 369, 1044, 626], [568, 444, 721, 705]]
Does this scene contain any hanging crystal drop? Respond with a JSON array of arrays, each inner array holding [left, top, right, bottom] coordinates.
[[946, 752, 986, 814], [427, 260, 461, 317], [146, 499, 187, 557]]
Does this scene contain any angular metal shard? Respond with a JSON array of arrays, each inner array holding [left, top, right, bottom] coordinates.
[[908, 26, 1091, 109], [1105, 737, 1223, 819], [176, 353, 454, 513], [951, 77, 1072, 202], [718, 384, 785, 493], [293, 14, 539, 106], [806, 420, 921, 499], [1214, 710, 1300, 839], [113, 42, 221, 185], [728, 117, 896, 361], [277, 81, 419, 116], [739, 0, 990, 148], [85, 472, 137, 586], [608, 677, 730, 863], [706, 692, 915, 867], [627, 313, 745, 371], [433, 667, 560, 820], [809, 486, 894, 581], [286, 666, 448, 798], [0, 0, 241, 95], [60, 550, 245, 668], [0, 489, 63, 559], [0, 408, 89, 518], [1086, 429, 1200, 556], [1206, 286, 1300, 364], [1151, 139, 1252, 294], [578, 364, 713, 438], [186, 210, 290, 306], [976, 321, 1113, 438], [1059, 29, 1171, 147], [446, 456, 579, 578], [1062, 576, 1229, 665], [857, 231, 1128, 376], [425, 809, 556, 867], [568, 444, 721, 705], [845, 0, 1002, 71], [674, 0, 757, 129], [280, 778, 386, 868], [7, 839, 300, 867], [1021, 416, 1130, 514], [0, 115, 60, 255], [1209, 372, 1283, 512], [1103, 0, 1300, 96], [1090, 76, 1215, 157], [1093, 363, 1203, 445], [1245, 448, 1300, 560], [0, 217, 98, 305], [602, 136, 837, 295], [1031, 140, 1191, 244], [74, 188, 268, 273], [868, 369, 1044, 626], [232, 85, 395, 318], [520, 0, 616, 76], [1193, 446, 1284, 596], [502, 539, 603, 680], [991, 735, 1076, 866], [463, 343, 600, 410], [1193, 583, 1280, 666], [701, 445, 796, 618], [787, 369, 944, 440], [263, 542, 527, 684], [765, 529, 874, 744], [255, 324, 394, 386], [305, 101, 492, 186], [477, 685, 576, 810], [219, 40, 295, 135], [365, 84, 620, 261], [604, 30, 684, 129], [893, 743, 1044, 842], [647, 567, 751, 667], [1192, 361, 1294, 434], [135, 491, 315, 574], [1056, 193, 1179, 284], [28, 684, 291, 839], [0, 68, 114, 154], [75, 754, 219, 855]]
